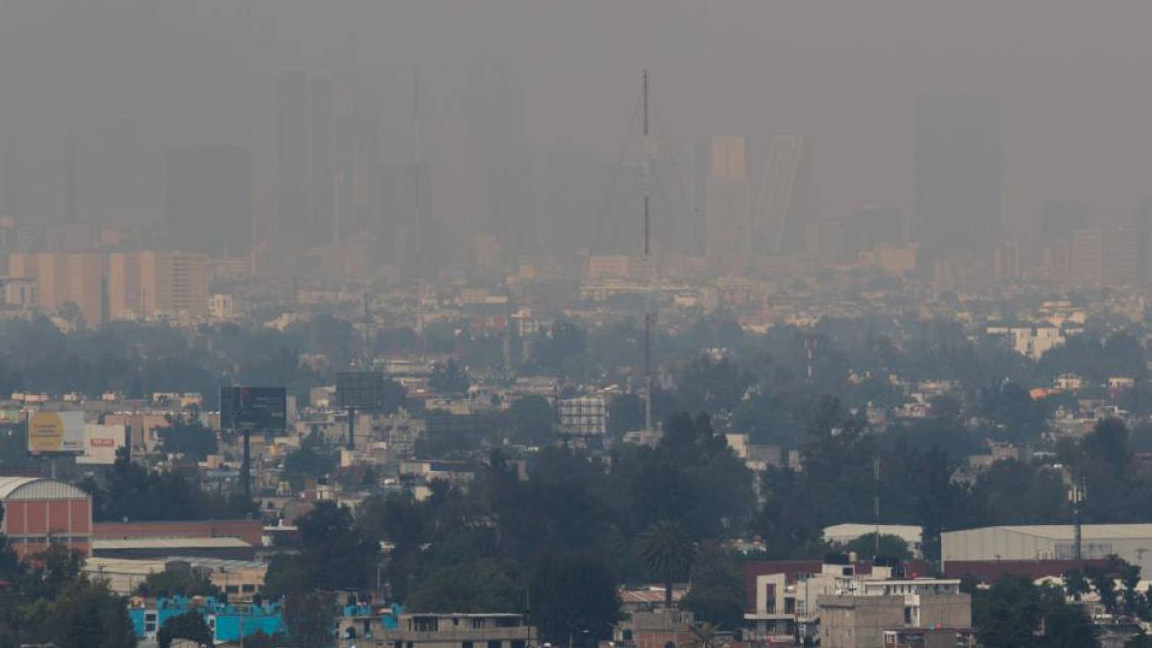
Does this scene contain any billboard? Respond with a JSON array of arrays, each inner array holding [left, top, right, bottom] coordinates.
[[26, 411, 85, 454], [336, 371, 387, 410], [220, 386, 288, 431], [76, 424, 126, 465]]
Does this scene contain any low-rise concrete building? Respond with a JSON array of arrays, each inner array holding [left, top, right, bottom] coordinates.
[[365, 613, 534, 648], [820, 595, 905, 648]]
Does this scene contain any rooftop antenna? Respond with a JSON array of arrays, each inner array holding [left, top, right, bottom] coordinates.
[[1071, 477, 1086, 562], [412, 66, 422, 282], [805, 336, 816, 384], [874, 456, 882, 559], [643, 70, 653, 433], [362, 292, 372, 367]]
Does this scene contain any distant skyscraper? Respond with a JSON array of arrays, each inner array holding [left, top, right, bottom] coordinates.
[[915, 93, 1003, 268], [651, 140, 703, 257], [467, 59, 534, 268], [756, 135, 814, 255], [276, 69, 335, 250], [165, 145, 253, 258], [541, 146, 610, 261], [0, 131, 77, 228], [309, 74, 336, 246], [706, 137, 750, 275], [1071, 227, 1143, 286], [1039, 201, 1089, 246]]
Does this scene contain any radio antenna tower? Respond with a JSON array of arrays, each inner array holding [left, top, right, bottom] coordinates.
[[642, 70, 653, 432], [412, 67, 422, 282]]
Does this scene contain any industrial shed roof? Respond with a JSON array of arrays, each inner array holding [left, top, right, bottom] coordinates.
[[0, 476, 89, 501], [985, 524, 1152, 540]]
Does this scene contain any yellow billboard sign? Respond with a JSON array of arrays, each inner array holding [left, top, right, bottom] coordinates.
[[27, 411, 85, 454]]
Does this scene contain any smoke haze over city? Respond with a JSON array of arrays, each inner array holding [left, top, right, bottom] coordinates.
[[4, 0, 1152, 254]]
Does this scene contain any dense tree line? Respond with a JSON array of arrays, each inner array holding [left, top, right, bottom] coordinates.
[[0, 506, 135, 648], [79, 448, 255, 522], [263, 412, 751, 642]]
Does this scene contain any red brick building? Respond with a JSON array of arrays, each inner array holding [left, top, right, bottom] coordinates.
[[93, 519, 263, 547], [0, 476, 92, 560]]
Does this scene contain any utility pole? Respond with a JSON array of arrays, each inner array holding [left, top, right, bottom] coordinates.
[[642, 70, 653, 433], [874, 456, 881, 558], [362, 292, 372, 368], [1071, 477, 1086, 562]]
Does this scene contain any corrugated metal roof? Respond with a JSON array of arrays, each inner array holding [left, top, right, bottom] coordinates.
[[85, 556, 267, 574], [0, 476, 89, 501], [991, 524, 1152, 540], [92, 537, 252, 550]]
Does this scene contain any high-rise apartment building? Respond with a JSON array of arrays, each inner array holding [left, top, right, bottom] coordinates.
[[276, 69, 335, 250], [467, 59, 534, 268], [756, 135, 814, 255], [915, 93, 1002, 268], [108, 252, 208, 320], [0, 132, 77, 228], [165, 145, 253, 258], [706, 137, 750, 275], [541, 146, 608, 262], [1071, 228, 1143, 286], [8, 252, 105, 326]]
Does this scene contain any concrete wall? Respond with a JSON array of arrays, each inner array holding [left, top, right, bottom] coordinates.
[[818, 595, 904, 648], [918, 593, 971, 628]]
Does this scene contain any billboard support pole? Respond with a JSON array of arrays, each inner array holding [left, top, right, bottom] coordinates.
[[347, 408, 356, 450], [241, 430, 251, 502]]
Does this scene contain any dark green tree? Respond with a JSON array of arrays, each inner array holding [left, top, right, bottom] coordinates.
[[506, 395, 558, 445], [295, 501, 380, 591], [136, 568, 221, 599], [283, 591, 335, 648], [158, 420, 218, 462], [406, 559, 525, 613], [637, 520, 696, 608], [1040, 585, 1100, 648], [1083, 418, 1131, 469], [606, 393, 644, 441], [157, 611, 213, 648], [530, 552, 619, 646], [843, 533, 912, 562], [679, 544, 744, 629], [429, 359, 470, 394], [972, 575, 1044, 648]]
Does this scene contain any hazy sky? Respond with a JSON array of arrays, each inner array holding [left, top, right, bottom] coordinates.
[[3, 0, 1152, 233]]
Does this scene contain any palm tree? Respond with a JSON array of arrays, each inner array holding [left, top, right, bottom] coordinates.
[[681, 623, 726, 648], [637, 520, 697, 608]]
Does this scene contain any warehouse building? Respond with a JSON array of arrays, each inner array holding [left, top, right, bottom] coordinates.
[[942, 524, 1152, 574], [0, 476, 92, 559]]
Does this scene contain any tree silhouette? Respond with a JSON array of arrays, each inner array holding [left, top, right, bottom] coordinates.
[[158, 610, 214, 648], [637, 520, 696, 608], [682, 623, 727, 648]]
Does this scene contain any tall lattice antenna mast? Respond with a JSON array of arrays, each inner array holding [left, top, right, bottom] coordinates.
[[412, 67, 421, 282], [642, 70, 653, 432]]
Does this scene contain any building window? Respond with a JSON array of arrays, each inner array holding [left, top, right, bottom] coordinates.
[[511, 641, 526, 648], [463, 642, 474, 648], [487, 641, 501, 648]]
